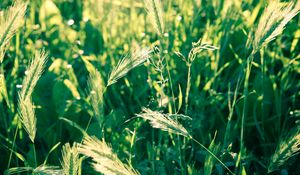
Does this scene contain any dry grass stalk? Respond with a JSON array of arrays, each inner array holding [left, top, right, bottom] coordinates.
[[18, 50, 48, 142], [87, 69, 104, 122], [137, 108, 190, 137], [107, 47, 152, 86], [78, 136, 139, 175], [144, 0, 164, 35], [19, 50, 48, 100], [18, 98, 36, 143], [5, 165, 62, 175], [253, 0, 300, 50], [0, 0, 27, 62], [61, 143, 81, 175], [268, 128, 300, 172]]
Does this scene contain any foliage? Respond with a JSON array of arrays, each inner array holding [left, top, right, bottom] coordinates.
[[0, 0, 299, 174]]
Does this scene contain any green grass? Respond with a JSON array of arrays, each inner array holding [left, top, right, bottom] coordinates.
[[0, 0, 300, 174]]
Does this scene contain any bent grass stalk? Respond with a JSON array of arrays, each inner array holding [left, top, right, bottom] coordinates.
[[176, 41, 218, 114], [15, 50, 47, 168], [137, 108, 234, 174]]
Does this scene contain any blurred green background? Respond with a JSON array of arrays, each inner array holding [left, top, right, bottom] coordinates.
[[0, 0, 299, 174]]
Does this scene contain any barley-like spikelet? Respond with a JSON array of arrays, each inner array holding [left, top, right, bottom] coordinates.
[[5, 165, 62, 175], [253, 1, 300, 51], [144, 0, 164, 35], [61, 143, 81, 175], [0, 0, 27, 62], [87, 69, 104, 122], [137, 108, 190, 137], [268, 128, 300, 172], [18, 97, 36, 143], [18, 49, 48, 142], [107, 47, 152, 86], [78, 136, 139, 175], [33, 165, 63, 175], [20, 50, 48, 100]]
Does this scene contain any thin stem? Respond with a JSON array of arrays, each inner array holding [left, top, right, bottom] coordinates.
[[165, 56, 176, 112], [33, 142, 37, 167], [158, 37, 176, 111], [7, 124, 19, 169], [239, 50, 255, 170], [190, 136, 234, 175], [260, 49, 265, 142], [84, 116, 93, 133], [185, 64, 191, 114], [129, 129, 136, 164], [151, 129, 155, 174], [223, 79, 240, 148]]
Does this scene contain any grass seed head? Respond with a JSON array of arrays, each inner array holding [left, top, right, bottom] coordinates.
[[78, 136, 139, 175], [137, 108, 190, 137], [253, 0, 300, 51], [0, 0, 28, 62]]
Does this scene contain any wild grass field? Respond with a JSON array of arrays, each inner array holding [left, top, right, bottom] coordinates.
[[0, 0, 300, 174]]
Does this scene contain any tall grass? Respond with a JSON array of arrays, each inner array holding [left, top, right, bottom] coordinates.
[[1, 0, 299, 174], [137, 108, 234, 174], [0, 0, 27, 62], [239, 1, 300, 171], [144, 0, 164, 36]]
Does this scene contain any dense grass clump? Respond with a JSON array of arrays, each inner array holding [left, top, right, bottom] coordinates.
[[0, 0, 299, 174]]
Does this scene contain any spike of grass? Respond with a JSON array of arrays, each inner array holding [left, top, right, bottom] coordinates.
[[61, 143, 81, 175], [0, 0, 27, 62], [19, 50, 48, 101], [253, 1, 300, 51], [87, 69, 104, 123], [144, 0, 164, 35], [78, 136, 139, 175], [137, 108, 234, 174], [268, 128, 300, 172], [107, 47, 152, 86]]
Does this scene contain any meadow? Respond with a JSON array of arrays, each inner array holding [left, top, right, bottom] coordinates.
[[0, 0, 300, 174]]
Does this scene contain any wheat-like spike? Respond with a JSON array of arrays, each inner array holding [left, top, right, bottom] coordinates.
[[78, 136, 139, 175], [0, 0, 27, 62], [4, 167, 33, 175], [253, 0, 300, 51], [268, 128, 300, 172], [18, 49, 48, 143], [107, 47, 152, 86], [144, 0, 164, 35], [87, 69, 104, 122], [61, 143, 81, 175], [137, 108, 190, 137], [18, 97, 36, 143], [32, 165, 63, 175], [20, 50, 48, 101]]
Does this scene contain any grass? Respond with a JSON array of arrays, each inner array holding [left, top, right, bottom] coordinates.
[[0, 0, 300, 174]]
